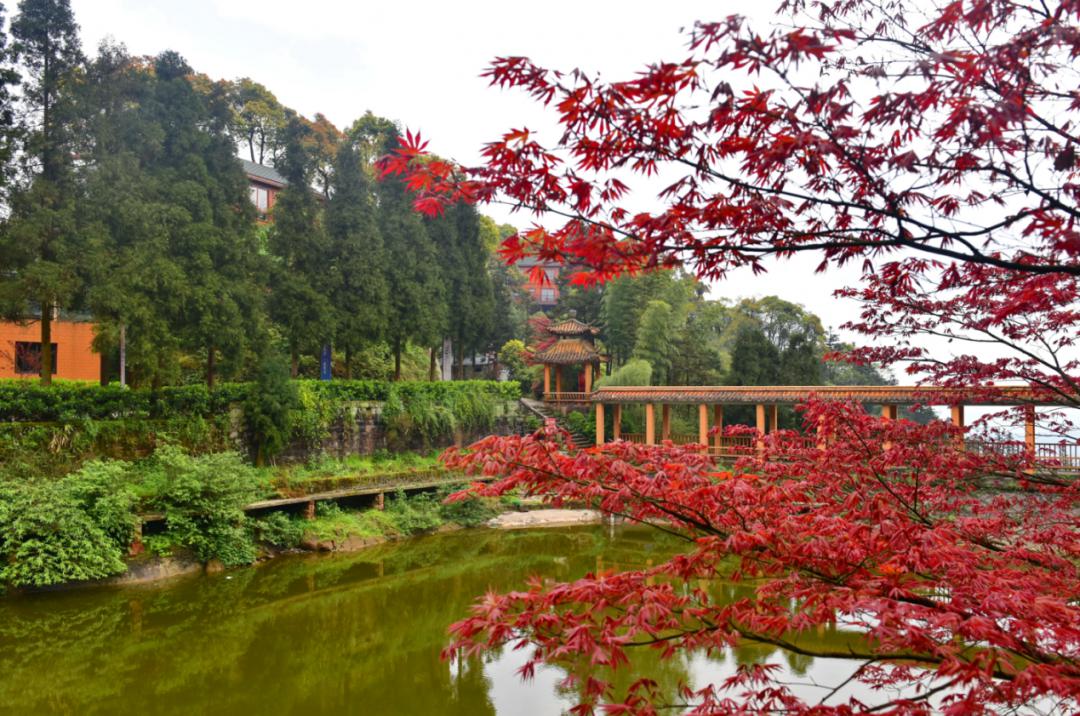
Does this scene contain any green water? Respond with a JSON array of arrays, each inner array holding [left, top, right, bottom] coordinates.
[[0, 526, 866, 715]]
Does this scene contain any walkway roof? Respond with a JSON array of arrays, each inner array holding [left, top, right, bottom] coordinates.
[[589, 385, 1069, 406]]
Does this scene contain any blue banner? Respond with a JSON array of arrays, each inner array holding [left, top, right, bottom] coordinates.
[[320, 344, 332, 381]]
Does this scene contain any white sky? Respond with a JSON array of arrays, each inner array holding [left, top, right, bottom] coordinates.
[[71, 0, 859, 337]]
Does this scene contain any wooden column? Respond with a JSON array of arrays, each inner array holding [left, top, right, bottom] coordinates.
[[661, 405, 671, 441], [613, 404, 622, 440], [584, 363, 593, 393], [767, 404, 778, 433], [595, 403, 605, 446], [698, 404, 709, 446], [645, 404, 656, 445], [1024, 404, 1036, 453], [543, 364, 551, 396], [951, 404, 965, 450], [713, 405, 724, 454], [756, 404, 766, 453], [555, 366, 563, 394], [881, 404, 898, 450]]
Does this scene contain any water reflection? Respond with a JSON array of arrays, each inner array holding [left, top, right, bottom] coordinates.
[[0, 526, 865, 715]]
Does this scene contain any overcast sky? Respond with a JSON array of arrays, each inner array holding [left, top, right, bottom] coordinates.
[[69, 0, 864, 340]]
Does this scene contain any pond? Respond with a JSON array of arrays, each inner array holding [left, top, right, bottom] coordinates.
[[0, 525, 872, 715]]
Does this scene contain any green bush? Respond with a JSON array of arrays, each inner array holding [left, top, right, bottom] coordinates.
[[249, 512, 306, 549], [384, 490, 442, 535], [0, 462, 138, 588], [142, 447, 262, 566], [245, 353, 300, 464], [0, 379, 519, 423], [436, 485, 497, 527]]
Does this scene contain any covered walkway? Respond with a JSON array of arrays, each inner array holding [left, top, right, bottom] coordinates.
[[589, 385, 1075, 465]]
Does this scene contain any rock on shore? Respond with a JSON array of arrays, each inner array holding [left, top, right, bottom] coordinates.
[[487, 509, 603, 530]]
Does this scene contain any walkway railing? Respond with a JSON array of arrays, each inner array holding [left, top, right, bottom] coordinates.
[[543, 391, 591, 404], [613, 434, 1080, 472]]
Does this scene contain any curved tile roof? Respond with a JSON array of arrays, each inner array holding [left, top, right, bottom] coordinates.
[[533, 338, 602, 365], [547, 318, 600, 336]]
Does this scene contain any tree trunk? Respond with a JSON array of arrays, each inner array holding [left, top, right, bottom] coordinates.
[[456, 341, 465, 381], [393, 338, 402, 381], [429, 346, 437, 381], [40, 301, 52, 385], [345, 347, 352, 380], [206, 345, 216, 389], [290, 344, 299, 378]]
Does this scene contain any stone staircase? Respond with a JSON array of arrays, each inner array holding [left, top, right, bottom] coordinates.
[[519, 398, 591, 449]]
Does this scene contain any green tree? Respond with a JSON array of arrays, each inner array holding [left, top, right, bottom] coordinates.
[[226, 77, 286, 165], [429, 201, 494, 378], [81, 49, 263, 387], [632, 300, 680, 385], [602, 270, 696, 366], [327, 138, 388, 377], [375, 131, 446, 379], [268, 114, 334, 376], [1, 0, 83, 384], [303, 112, 341, 199]]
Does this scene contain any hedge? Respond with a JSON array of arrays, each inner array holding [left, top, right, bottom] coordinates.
[[0, 379, 521, 423]]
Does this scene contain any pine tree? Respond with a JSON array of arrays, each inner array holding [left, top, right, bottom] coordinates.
[[268, 114, 334, 376], [80, 48, 263, 387], [1, 0, 83, 384], [376, 132, 445, 380], [326, 138, 388, 377]]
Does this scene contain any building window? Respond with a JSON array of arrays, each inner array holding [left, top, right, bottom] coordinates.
[[249, 186, 270, 212], [15, 342, 57, 375], [540, 288, 556, 304]]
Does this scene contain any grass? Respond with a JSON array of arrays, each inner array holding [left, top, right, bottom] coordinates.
[[263, 451, 444, 496]]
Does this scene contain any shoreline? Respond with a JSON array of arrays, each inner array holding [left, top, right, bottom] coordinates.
[[18, 508, 607, 593]]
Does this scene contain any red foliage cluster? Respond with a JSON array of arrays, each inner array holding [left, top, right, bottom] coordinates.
[[443, 406, 1078, 713], [380, 0, 1080, 711]]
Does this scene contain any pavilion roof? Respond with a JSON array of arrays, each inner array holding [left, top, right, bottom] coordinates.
[[547, 318, 600, 337], [589, 385, 1067, 406], [533, 338, 604, 365]]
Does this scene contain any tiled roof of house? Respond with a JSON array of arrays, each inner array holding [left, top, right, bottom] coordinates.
[[547, 318, 599, 336], [589, 385, 1062, 405], [241, 158, 287, 187], [533, 338, 603, 365]]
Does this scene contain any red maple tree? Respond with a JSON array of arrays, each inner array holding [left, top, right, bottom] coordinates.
[[381, 1, 1080, 712]]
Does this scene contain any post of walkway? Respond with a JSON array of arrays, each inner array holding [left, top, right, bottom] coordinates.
[[713, 405, 724, 455], [882, 404, 898, 450], [543, 364, 551, 396], [595, 402, 605, 446], [555, 366, 563, 395], [613, 404, 622, 440], [584, 363, 593, 394], [767, 404, 778, 433], [951, 404, 965, 450], [661, 405, 672, 441], [756, 404, 766, 454], [698, 404, 709, 447], [1024, 404, 1036, 454], [645, 404, 656, 445]]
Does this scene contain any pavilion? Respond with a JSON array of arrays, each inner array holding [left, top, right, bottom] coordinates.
[[533, 318, 608, 404]]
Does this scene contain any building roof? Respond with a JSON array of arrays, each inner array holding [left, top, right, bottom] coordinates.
[[589, 385, 1068, 406], [241, 158, 287, 188], [533, 338, 604, 365], [547, 318, 600, 337]]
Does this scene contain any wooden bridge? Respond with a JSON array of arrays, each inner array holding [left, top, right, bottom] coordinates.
[[544, 385, 1078, 468]]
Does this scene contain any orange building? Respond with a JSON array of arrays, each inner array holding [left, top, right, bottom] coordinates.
[[243, 158, 286, 222], [0, 319, 100, 381]]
